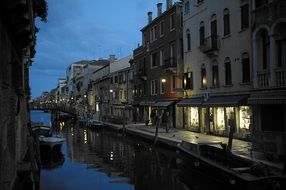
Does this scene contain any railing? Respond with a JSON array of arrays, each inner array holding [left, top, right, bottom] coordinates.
[[163, 58, 177, 69], [29, 102, 77, 116], [199, 35, 220, 53], [257, 70, 270, 88], [275, 67, 286, 87]]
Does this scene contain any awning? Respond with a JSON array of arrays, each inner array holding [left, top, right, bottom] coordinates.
[[202, 95, 248, 106], [176, 97, 204, 107], [139, 101, 156, 106], [152, 101, 174, 108], [248, 96, 286, 104]]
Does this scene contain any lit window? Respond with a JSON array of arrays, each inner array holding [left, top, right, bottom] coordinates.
[[216, 108, 225, 130], [239, 106, 250, 130]]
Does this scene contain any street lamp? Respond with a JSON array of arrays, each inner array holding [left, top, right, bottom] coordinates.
[[161, 78, 166, 83], [109, 89, 113, 93]]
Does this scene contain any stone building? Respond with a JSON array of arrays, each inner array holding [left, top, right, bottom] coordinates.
[[178, 0, 252, 139], [0, 0, 46, 189], [249, 0, 286, 158], [133, 0, 183, 128]]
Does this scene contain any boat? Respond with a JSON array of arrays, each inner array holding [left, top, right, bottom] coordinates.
[[87, 119, 103, 130], [31, 122, 52, 137], [177, 140, 286, 190], [31, 122, 64, 154]]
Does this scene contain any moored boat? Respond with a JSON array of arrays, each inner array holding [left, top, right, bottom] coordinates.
[[177, 140, 286, 190], [87, 119, 103, 130]]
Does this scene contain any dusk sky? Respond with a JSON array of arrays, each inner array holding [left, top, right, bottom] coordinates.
[[30, 0, 179, 98]]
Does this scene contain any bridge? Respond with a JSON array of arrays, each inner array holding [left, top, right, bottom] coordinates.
[[29, 102, 77, 117]]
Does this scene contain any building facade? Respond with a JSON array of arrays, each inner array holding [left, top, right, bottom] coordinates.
[[0, 0, 45, 189], [249, 0, 286, 157], [109, 55, 133, 123], [179, 0, 252, 139], [133, 0, 183, 128]]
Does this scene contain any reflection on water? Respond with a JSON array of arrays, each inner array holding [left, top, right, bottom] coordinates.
[[40, 119, 190, 190]]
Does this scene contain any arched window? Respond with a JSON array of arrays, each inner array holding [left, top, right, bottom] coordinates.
[[210, 14, 218, 48], [201, 64, 207, 88], [224, 57, 232, 85], [223, 9, 230, 36], [199, 21, 205, 46], [186, 29, 191, 51], [262, 30, 270, 70], [212, 61, 219, 87], [242, 53, 250, 83]]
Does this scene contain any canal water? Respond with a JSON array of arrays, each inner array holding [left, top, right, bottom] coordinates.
[[31, 111, 259, 190]]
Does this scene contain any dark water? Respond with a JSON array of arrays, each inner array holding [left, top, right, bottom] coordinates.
[[30, 111, 191, 190], [31, 111, 282, 190]]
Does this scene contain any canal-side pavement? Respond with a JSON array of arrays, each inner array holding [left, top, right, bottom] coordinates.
[[103, 121, 284, 171]]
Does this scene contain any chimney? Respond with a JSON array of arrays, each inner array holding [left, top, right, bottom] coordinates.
[[109, 54, 116, 63], [157, 3, 163, 16], [166, 0, 173, 10], [148, 11, 153, 24]]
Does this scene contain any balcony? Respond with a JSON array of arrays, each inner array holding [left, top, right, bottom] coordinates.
[[199, 35, 220, 55], [257, 70, 270, 88], [275, 67, 286, 87], [163, 58, 177, 73], [253, 1, 286, 26]]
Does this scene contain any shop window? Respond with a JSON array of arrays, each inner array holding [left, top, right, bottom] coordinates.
[[190, 107, 199, 127], [239, 106, 250, 130], [216, 107, 225, 131]]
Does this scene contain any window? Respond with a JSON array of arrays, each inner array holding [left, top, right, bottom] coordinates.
[[124, 90, 127, 100], [255, 0, 268, 8], [185, 1, 190, 14], [223, 9, 230, 36], [262, 30, 270, 69], [123, 73, 126, 82], [201, 65, 207, 88], [170, 13, 175, 30], [172, 76, 177, 89], [160, 80, 165, 94], [150, 28, 153, 42], [242, 53, 250, 83], [212, 64, 219, 87], [278, 39, 286, 67], [151, 80, 158, 95], [170, 44, 175, 58], [160, 21, 164, 36], [160, 49, 164, 66], [197, 0, 204, 5], [114, 76, 118, 83], [110, 76, 113, 84], [151, 53, 157, 68], [154, 25, 158, 40], [186, 29, 191, 51], [184, 72, 193, 90], [224, 58, 232, 85], [199, 22, 205, 46], [241, 4, 249, 29]]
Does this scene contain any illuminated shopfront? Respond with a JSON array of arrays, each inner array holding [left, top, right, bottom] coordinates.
[[215, 107, 225, 132], [239, 106, 250, 132], [185, 107, 200, 131]]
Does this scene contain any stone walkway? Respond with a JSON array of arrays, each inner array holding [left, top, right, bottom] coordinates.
[[103, 122, 284, 170]]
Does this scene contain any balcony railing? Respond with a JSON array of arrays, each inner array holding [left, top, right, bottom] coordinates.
[[199, 35, 220, 54], [163, 58, 177, 69], [257, 70, 270, 88], [275, 67, 286, 87]]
